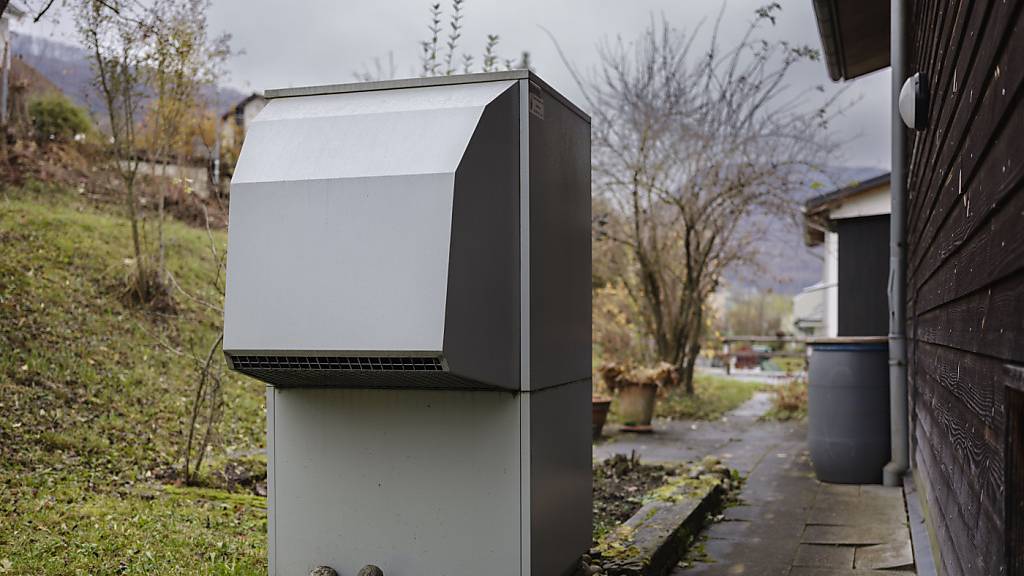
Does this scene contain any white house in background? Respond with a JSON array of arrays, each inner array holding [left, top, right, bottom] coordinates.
[[794, 172, 891, 338], [792, 282, 826, 337], [214, 92, 267, 189], [219, 92, 267, 153], [0, 4, 25, 125]]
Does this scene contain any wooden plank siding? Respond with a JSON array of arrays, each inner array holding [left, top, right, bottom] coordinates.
[[1008, 387, 1024, 575], [906, 0, 1024, 574]]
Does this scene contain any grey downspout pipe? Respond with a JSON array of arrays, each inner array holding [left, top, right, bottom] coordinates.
[[884, 0, 910, 487]]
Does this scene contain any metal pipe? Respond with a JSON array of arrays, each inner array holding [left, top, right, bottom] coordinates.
[[884, 0, 910, 487]]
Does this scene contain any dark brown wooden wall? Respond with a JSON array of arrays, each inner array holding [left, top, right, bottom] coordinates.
[[906, 0, 1024, 574]]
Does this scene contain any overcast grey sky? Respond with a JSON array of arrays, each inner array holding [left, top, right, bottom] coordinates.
[[17, 0, 891, 169]]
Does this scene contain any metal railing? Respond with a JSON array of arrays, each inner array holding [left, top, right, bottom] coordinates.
[[717, 335, 808, 375]]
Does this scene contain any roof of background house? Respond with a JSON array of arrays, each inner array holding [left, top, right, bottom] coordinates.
[[804, 171, 891, 215], [221, 92, 266, 120], [811, 0, 890, 81], [803, 171, 891, 245]]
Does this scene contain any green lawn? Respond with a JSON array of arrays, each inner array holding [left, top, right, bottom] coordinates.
[[606, 373, 761, 423], [0, 183, 266, 575], [655, 374, 761, 421]]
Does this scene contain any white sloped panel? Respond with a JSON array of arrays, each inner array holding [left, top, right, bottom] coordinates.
[[232, 81, 516, 183], [225, 174, 455, 352], [224, 81, 515, 355]]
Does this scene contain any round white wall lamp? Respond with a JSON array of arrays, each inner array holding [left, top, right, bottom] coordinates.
[[899, 72, 929, 131]]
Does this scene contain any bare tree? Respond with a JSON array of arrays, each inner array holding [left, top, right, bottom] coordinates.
[[139, 0, 231, 485], [144, 0, 230, 289], [565, 7, 845, 392], [76, 0, 162, 306], [76, 0, 229, 308], [75, 1, 232, 482]]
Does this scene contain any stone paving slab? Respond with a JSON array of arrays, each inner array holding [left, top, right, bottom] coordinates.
[[859, 484, 906, 504], [854, 540, 914, 571], [740, 480, 818, 508], [801, 524, 909, 547], [679, 561, 791, 575], [789, 569, 915, 576], [705, 518, 806, 540], [794, 544, 856, 569], [722, 502, 808, 523], [807, 498, 909, 527], [817, 484, 861, 498], [698, 537, 801, 568]]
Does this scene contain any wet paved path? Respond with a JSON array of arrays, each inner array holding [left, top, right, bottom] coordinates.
[[594, 393, 917, 575]]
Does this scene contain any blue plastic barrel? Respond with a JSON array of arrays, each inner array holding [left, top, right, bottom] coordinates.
[[807, 337, 890, 484]]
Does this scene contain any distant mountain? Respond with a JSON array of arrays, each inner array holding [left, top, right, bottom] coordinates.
[[11, 32, 97, 111], [11, 32, 247, 119]]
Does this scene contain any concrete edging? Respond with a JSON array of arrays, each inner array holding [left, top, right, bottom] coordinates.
[[593, 471, 727, 576]]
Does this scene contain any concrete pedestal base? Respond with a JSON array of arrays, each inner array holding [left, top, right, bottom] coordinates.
[[267, 381, 591, 576]]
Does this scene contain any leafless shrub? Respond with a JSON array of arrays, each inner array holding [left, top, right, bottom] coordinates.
[[555, 6, 849, 392], [357, 0, 529, 81]]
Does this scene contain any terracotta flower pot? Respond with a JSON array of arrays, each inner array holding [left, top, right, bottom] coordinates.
[[592, 396, 612, 439], [617, 383, 657, 433]]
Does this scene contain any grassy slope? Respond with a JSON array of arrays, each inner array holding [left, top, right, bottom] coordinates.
[[0, 184, 265, 575]]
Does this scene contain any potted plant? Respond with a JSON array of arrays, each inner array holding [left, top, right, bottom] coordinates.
[[592, 395, 613, 439], [600, 362, 678, 433]]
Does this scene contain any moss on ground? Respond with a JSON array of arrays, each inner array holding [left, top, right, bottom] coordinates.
[[0, 183, 266, 575], [591, 457, 734, 573], [592, 454, 672, 544]]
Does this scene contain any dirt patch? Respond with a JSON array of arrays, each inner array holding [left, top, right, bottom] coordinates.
[[593, 452, 676, 543]]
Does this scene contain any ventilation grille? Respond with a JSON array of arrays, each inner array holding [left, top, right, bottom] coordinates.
[[230, 355, 443, 372], [231, 367, 488, 390]]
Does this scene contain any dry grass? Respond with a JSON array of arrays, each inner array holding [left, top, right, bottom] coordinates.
[[761, 378, 808, 421]]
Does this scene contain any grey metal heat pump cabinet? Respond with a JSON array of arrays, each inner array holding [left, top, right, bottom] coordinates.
[[223, 71, 592, 576]]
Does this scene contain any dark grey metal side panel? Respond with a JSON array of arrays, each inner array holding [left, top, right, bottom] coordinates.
[[529, 380, 592, 576], [837, 214, 890, 336], [444, 85, 520, 390], [528, 82, 592, 390]]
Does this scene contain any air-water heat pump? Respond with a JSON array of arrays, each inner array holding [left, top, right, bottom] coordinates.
[[224, 71, 592, 576]]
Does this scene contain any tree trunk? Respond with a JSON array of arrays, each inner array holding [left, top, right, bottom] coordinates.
[[679, 305, 704, 394], [680, 339, 699, 394], [125, 175, 147, 301], [158, 160, 168, 287]]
